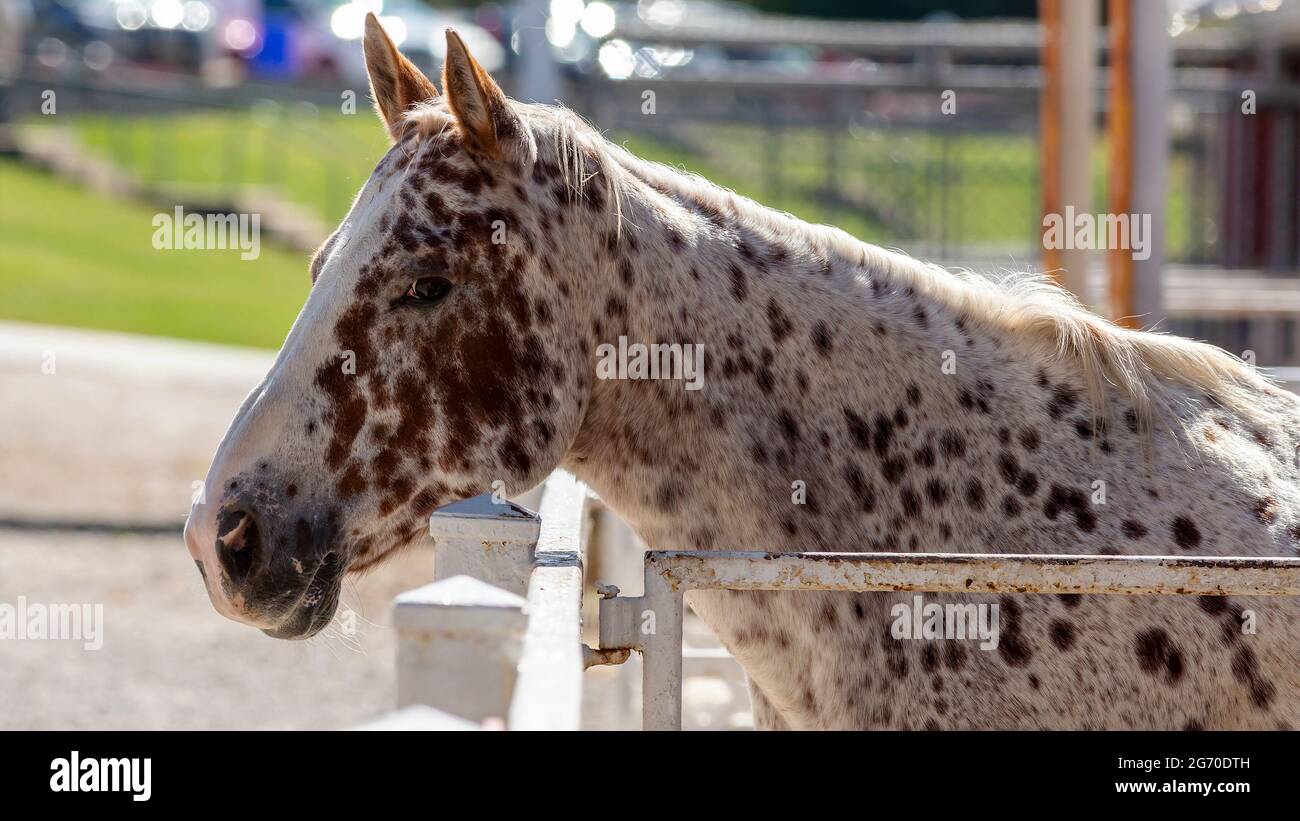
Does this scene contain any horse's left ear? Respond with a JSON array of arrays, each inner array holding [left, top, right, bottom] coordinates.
[[363, 12, 438, 141], [442, 28, 521, 160]]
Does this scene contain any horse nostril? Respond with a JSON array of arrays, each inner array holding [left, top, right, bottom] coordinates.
[[215, 507, 262, 584]]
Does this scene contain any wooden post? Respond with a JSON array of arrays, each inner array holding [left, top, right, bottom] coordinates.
[[1108, 0, 1169, 328], [1108, 0, 1133, 324], [1040, 0, 1062, 278], [1038, 0, 1097, 302]]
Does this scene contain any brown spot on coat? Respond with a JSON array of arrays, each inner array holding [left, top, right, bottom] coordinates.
[[1134, 628, 1184, 684], [1171, 516, 1202, 550]]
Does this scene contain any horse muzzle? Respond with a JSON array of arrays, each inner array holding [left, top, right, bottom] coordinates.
[[185, 501, 346, 640]]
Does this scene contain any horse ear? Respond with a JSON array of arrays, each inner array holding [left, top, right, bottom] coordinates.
[[442, 28, 519, 159], [363, 12, 438, 141]]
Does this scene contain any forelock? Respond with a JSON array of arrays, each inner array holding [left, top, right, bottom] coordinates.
[[404, 97, 623, 227]]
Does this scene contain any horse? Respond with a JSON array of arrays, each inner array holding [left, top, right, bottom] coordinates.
[[185, 14, 1300, 729]]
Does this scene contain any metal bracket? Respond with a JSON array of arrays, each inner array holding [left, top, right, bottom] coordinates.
[[582, 645, 632, 669], [597, 591, 646, 652]]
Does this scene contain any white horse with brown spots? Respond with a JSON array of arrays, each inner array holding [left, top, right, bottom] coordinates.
[[185, 15, 1300, 728]]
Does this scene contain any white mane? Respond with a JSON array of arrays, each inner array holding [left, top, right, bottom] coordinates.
[[409, 98, 1274, 433]]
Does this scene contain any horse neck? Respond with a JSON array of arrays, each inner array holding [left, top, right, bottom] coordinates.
[[561, 174, 1010, 553]]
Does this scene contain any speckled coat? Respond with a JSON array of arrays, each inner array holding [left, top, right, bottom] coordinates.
[[185, 16, 1300, 728]]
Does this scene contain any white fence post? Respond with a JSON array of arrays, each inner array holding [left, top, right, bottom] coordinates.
[[428, 494, 541, 597], [393, 575, 527, 722], [506, 471, 593, 730], [387, 472, 595, 729], [353, 705, 483, 731]]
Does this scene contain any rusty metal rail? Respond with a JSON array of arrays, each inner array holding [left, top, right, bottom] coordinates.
[[645, 550, 1300, 596], [598, 550, 1300, 730], [391, 471, 1300, 730]]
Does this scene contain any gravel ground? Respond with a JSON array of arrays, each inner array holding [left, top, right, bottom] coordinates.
[[0, 321, 273, 525], [0, 322, 747, 730], [0, 530, 432, 730], [0, 322, 433, 728]]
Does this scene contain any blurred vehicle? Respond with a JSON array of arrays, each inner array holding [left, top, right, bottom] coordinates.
[[15, 0, 111, 73], [30, 0, 215, 73], [545, 0, 820, 80], [199, 0, 503, 84], [323, 0, 504, 82], [1170, 0, 1300, 39]]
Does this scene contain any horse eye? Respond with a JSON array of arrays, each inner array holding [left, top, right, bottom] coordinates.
[[404, 276, 452, 305]]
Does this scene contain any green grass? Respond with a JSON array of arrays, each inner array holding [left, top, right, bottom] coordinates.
[[5, 109, 1207, 348], [53, 111, 1047, 249], [64, 109, 390, 225], [51, 110, 1201, 259], [616, 131, 888, 243], [0, 159, 309, 348], [677, 124, 1043, 247], [622, 124, 1200, 260]]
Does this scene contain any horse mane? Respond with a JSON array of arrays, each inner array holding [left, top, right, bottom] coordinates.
[[406, 98, 1274, 434], [406, 98, 624, 232]]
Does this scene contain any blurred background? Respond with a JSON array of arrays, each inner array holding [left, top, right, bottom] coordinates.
[[0, 0, 1297, 729]]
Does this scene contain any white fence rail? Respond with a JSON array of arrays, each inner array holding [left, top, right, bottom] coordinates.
[[507, 472, 592, 730], [388, 472, 1300, 731], [391, 471, 598, 729]]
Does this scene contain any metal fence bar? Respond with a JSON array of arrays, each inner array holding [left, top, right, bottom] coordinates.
[[640, 567, 684, 731], [649, 551, 1300, 596], [612, 550, 1300, 730], [507, 471, 593, 730], [605, 17, 1251, 64]]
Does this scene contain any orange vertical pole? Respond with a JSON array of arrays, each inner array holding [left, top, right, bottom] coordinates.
[[1039, 0, 1064, 281], [1108, 0, 1137, 327]]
